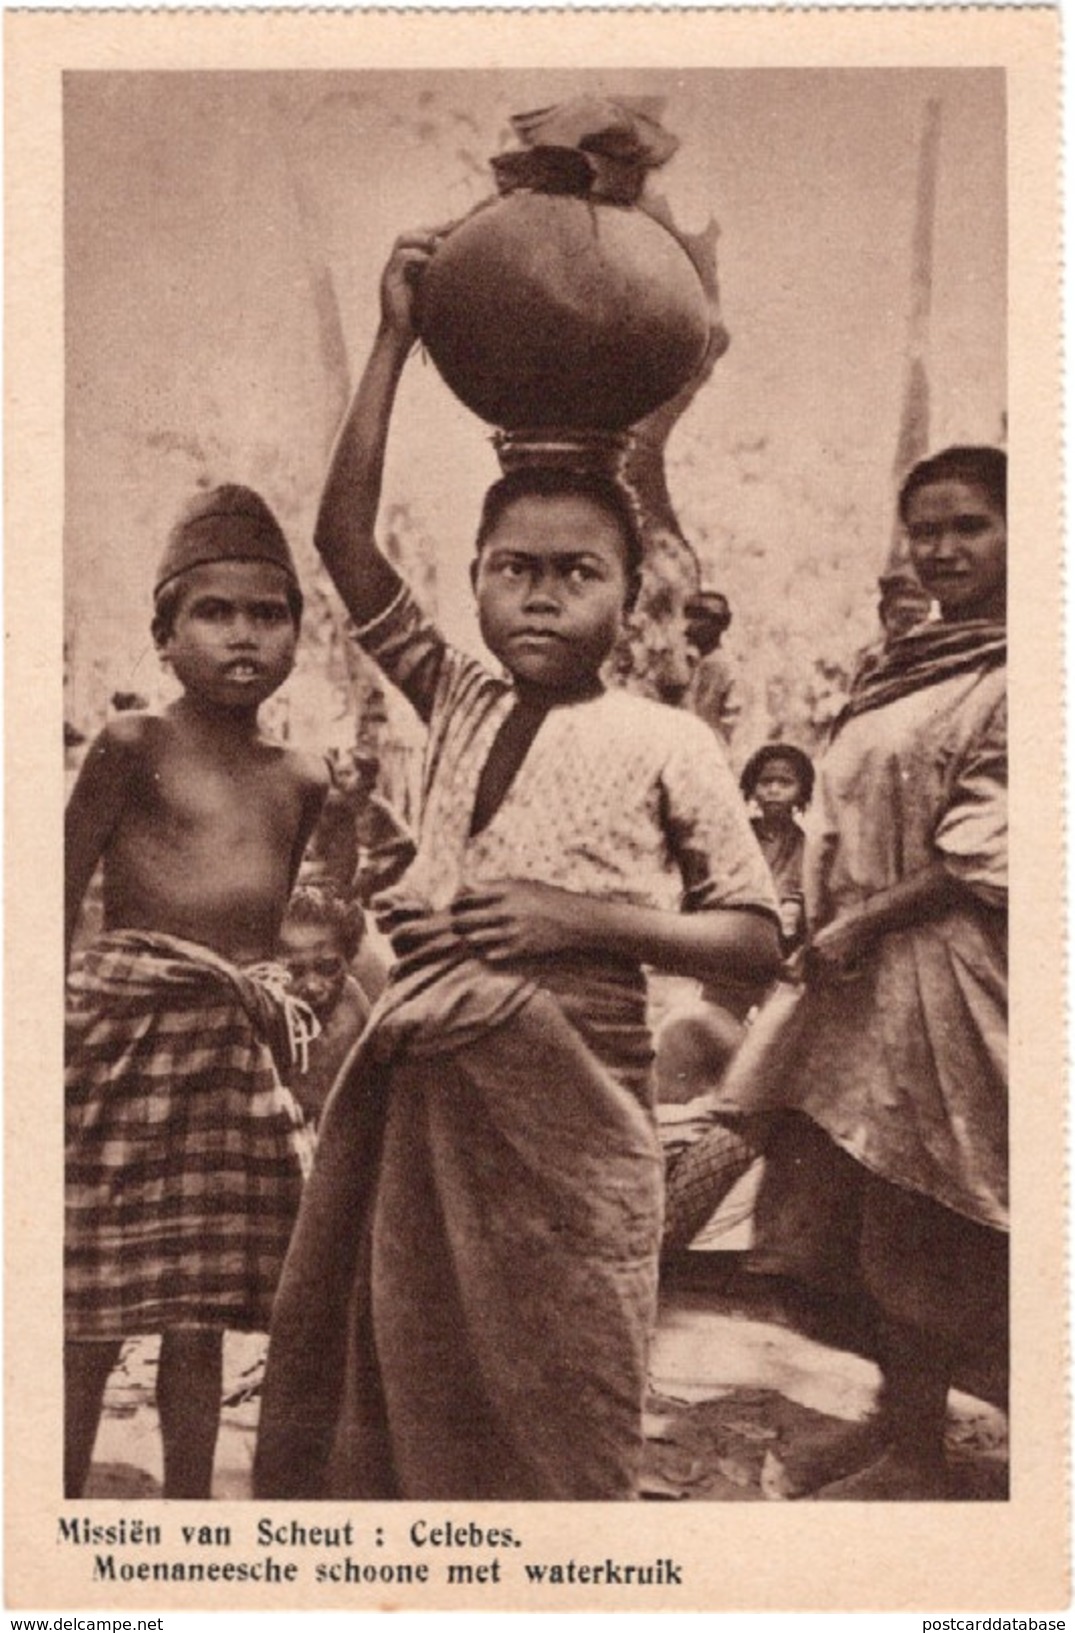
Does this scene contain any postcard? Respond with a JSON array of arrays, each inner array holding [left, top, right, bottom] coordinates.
[[5, 5, 1065, 1613]]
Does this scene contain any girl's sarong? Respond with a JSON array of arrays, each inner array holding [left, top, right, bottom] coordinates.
[[254, 935, 662, 1501], [65, 930, 312, 1339]]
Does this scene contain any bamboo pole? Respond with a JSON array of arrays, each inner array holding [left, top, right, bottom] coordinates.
[[885, 98, 943, 574]]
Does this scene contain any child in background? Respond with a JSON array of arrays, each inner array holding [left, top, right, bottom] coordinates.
[[739, 743, 815, 953], [683, 590, 743, 745], [64, 484, 327, 1499], [299, 747, 410, 1006], [255, 231, 781, 1503], [339, 748, 417, 905], [279, 884, 372, 1126], [300, 746, 415, 906], [853, 569, 934, 686], [657, 745, 814, 1251]]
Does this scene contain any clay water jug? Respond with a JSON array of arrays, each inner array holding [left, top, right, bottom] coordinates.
[[414, 106, 712, 432]]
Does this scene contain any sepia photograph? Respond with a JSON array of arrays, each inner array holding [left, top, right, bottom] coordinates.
[[5, 5, 1065, 1613]]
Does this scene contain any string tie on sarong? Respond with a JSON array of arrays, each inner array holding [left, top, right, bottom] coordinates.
[[245, 961, 322, 1076]]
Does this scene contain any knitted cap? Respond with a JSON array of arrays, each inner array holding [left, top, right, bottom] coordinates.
[[155, 485, 298, 598]]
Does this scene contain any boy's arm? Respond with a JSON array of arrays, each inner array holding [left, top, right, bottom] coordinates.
[[451, 882, 782, 986], [315, 231, 445, 627], [64, 721, 139, 966]]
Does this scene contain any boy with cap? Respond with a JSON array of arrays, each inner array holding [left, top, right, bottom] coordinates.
[[64, 484, 328, 1498]]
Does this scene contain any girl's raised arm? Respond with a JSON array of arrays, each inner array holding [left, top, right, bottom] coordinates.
[[315, 231, 444, 627]]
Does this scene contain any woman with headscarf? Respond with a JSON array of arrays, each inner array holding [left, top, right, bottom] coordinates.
[[751, 446, 1007, 1500]]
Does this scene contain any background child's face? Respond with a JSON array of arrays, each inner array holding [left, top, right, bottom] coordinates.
[[158, 560, 297, 707], [753, 757, 804, 816], [905, 479, 1006, 621], [279, 921, 349, 1020], [473, 494, 630, 693], [684, 609, 728, 661], [880, 589, 931, 640], [333, 753, 377, 799]]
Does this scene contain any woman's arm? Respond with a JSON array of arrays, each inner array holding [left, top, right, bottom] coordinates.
[[314, 231, 444, 626], [450, 880, 782, 985], [808, 859, 967, 975]]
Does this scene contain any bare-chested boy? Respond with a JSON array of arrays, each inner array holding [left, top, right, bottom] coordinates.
[[64, 485, 327, 1499]]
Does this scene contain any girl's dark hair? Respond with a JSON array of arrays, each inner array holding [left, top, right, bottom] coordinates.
[[151, 568, 304, 645], [898, 446, 1007, 525], [475, 468, 644, 611], [739, 742, 815, 806], [284, 883, 365, 963]]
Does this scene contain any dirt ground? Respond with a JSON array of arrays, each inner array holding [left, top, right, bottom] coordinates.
[[84, 1270, 1008, 1503]]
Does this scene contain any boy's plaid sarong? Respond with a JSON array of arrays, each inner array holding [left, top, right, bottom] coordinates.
[[65, 930, 313, 1340]]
